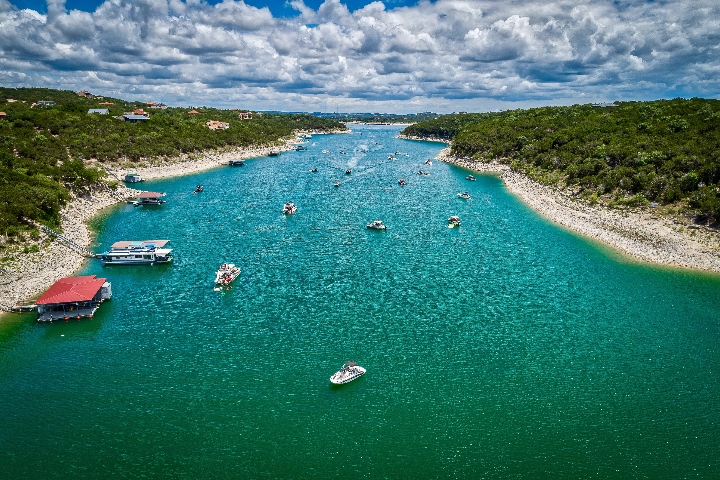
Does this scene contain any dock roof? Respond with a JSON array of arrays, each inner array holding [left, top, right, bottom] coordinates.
[[111, 240, 170, 249], [137, 191, 165, 198], [36, 275, 108, 305]]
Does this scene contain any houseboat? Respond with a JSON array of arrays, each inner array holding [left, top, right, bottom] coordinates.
[[100, 240, 173, 265], [124, 173, 143, 183], [132, 191, 166, 206], [35, 275, 112, 322]]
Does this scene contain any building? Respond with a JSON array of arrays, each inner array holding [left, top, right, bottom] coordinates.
[[188, 109, 200, 114], [121, 114, 150, 123], [88, 108, 109, 115], [206, 120, 230, 130], [35, 275, 112, 322], [238, 112, 252, 120], [124, 173, 143, 183], [0, 112, 6, 120], [592, 102, 618, 108], [34, 100, 56, 107]]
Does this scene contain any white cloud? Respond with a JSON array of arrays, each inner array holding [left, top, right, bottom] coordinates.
[[0, 0, 718, 112]]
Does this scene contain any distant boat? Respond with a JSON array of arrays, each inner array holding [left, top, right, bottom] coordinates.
[[457, 192, 470, 200], [334, 180, 340, 187], [214, 263, 240, 289], [268, 151, 280, 157], [425, 159, 432, 165], [398, 179, 406, 186], [283, 202, 297, 214], [417, 170, 429, 176], [101, 240, 173, 265], [366, 220, 386, 230], [322, 149, 330, 154], [132, 191, 166, 206], [448, 216, 461, 228], [193, 185, 203, 193], [295, 145, 308, 151], [465, 175, 475, 181], [228, 160, 245, 166], [309, 168, 318, 172], [345, 169, 352, 175], [330, 361, 366, 384]]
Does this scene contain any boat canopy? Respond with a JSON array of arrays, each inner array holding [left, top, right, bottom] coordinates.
[[137, 192, 165, 199]]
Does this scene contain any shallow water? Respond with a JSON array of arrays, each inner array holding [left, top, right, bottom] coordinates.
[[1, 125, 719, 478]]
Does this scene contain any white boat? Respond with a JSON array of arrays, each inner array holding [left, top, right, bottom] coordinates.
[[465, 175, 476, 181], [367, 220, 386, 230], [448, 216, 461, 228], [457, 192, 471, 199], [214, 263, 240, 288], [322, 149, 330, 154], [398, 179, 406, 186], [283, 202, 297, 214], [330, 361, 366, 384], [334, 180, 341, 187], [100, 240, 173, 265]]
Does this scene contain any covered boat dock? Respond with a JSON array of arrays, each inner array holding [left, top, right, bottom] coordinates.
[[35, 275, 112, 322]]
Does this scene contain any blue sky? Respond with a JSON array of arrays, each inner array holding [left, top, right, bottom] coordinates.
[[1, 0, 718, 113]]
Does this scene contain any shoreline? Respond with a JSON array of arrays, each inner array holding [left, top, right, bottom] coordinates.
[[436, 148, 720, 273], [0, 136, 315, 313]]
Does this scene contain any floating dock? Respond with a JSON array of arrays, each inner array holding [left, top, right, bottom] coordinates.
[[35, 275, 112, 322]]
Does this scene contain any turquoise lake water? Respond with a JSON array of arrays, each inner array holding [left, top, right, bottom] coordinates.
[[1, 125, 719, 478]]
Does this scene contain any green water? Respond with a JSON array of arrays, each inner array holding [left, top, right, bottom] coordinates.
[[1, 125, 719, 479]]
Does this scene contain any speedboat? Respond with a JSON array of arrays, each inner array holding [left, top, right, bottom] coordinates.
[[345, 169, 352, 175], [214, 263, 240, 289], [367, 220, 386, 230], [334, 180, 340, 187], [283, 202, 297, 214], [388, 155, 395, 160], [448, 216, 461, 228], [330, 361, 366, 384], [457, 192, 470, 199], [309, 168, 318, 172], [322, 149, 330, 154], [228, 160, 245, 166], [194, 185, 203, 193], [398, 179, 407, 186], [465, 175, 475, 181]]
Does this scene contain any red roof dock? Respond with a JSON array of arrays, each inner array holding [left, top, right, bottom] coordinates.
[[35, 275, 112, 322]]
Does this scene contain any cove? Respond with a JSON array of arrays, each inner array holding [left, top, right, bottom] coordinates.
[[1, 125, 719, 479]]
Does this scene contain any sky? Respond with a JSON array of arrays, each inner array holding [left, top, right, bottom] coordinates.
[[1, 0, 719, 114]]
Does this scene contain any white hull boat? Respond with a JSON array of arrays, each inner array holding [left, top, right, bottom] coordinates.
[[330, 361, 366, 384], [214, 263, 240, 289]]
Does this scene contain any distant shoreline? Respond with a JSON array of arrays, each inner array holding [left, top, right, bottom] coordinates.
[[435, 148, 720, 273]]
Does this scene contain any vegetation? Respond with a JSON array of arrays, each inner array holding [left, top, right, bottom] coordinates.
[[402, 99, 720, 222], [0, 87, 345, 241]]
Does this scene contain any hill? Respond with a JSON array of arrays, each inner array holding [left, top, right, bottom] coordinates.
[[401, 99, 720, 222], [0, 87, 345, 244]]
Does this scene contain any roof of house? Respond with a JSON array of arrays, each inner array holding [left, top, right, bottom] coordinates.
[[36, 275, 108, 305], [88, 108, 109, 114], [110, 240, 170, 249], [137, 191, 165, 198], [188, 109, 200, 114], [122, 114, 150, 121]]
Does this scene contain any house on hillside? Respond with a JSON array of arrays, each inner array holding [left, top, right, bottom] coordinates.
[[592, 102, 618, 108], [0, 112, 6, 120], [238, 111, 252, 120], [35, 275, 112, 322], [120, 114, 150, 123], [34, 100, 56, 107], [188, 109, 200, 115], [206, 120, 230, 130], [88, 108, 109, 115]]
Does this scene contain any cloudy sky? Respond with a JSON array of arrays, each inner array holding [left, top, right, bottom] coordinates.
[[1, 0, 719, 113]]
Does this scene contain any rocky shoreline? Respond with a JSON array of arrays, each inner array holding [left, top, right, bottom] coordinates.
[[436, 148, 720, 273]]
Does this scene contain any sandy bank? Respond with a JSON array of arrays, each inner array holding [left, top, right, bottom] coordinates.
[[437, 148, 720, 273]]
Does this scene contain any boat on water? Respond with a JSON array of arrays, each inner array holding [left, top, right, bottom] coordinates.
[[214, 263, 240, 289], [465, 175, 476, 181], [100, 240, 173, 265], [268, 151, 280, 157], [457, 192, 471, 199], [132, 192, 166, 206], [425, 159, 432, 165], [398, 179, 407, 186], [345, 169, 352, 175], [228, 160, 245, 166], [367, 220, 386, 230], [283, 202, 298, 214], [194, 185, 203, 193], [448, 216, 461, 228], [295, 145, 308, 151], [388, 155, 395, 160], [334, 180, 341, 187], [322, 149, 330, 154], [417, 170, 429, 176], [309, 168, 318, 172], [330, 361, 366, 384]]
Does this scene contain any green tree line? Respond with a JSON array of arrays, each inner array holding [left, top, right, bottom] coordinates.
[[402, 99, 720, 221], [0, 87, 345, 240]]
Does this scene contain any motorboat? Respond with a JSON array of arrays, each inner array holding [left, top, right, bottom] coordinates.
[[100, 240, 173, 265], [214, 263, 240, 289], [309, 168, 318, 172], [228, 160, 245, 166], [367, 220, 386, 230], [193, 185, 203, 193], [425, 159, 432, 165], [322, 149, 330, 154], [448, 216, 461, 228], [283, 202, 297, 214], [388, 155, 395, 160], [268, 151, 280, 157], [457, 192, 471, 199], [330, 361, 366, 384], [398, 179, 407, 186], [334, 180, 341, 187], [295, 145, 308, 151], [345, 169, 352, 175], [465, 175, 476, 181], [417, 170, 429, 176]]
